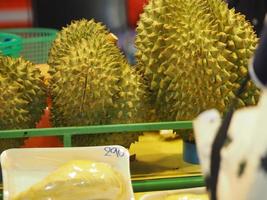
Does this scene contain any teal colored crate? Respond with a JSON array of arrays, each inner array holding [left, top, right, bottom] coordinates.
[[0, 33, 22, 57], [0, 28, 58, 64]]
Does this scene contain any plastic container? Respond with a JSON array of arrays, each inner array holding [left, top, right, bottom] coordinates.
[[1, 146, 134, 200], [0, 28, 58, 64], [183, 141, 200, 165], [0, 33, 22, 57], [140, 187, 206, 200]]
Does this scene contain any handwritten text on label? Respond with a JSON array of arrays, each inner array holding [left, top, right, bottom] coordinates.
[[104, 147, 125, 158]]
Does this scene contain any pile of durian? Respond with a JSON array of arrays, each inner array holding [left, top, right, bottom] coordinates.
[[0, 0, 260, 149]]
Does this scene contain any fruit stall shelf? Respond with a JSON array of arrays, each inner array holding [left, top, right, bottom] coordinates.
[[0, 121, 205, 197]]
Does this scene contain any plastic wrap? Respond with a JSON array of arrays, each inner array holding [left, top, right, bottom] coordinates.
[[140, 187, 208, 200], [1, 146, 134, 200], [12, 160, 126, 200], [163, 194, 208, 200]]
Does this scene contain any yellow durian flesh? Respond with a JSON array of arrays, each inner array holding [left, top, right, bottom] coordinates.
[[12, 160, 126, 200]]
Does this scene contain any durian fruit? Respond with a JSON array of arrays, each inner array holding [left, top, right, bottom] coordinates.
[[48, 19, 146, 148], [0, 56, 46, 152], [12, 160, 127, 200], [48, 19, 108, 68], [136, 0, 260, 122]]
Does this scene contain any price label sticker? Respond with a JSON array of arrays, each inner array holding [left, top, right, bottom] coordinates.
[[104, 146, 125, 158]]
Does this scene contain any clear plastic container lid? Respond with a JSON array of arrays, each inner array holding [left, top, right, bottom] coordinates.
[[0, 145, 134, 200]]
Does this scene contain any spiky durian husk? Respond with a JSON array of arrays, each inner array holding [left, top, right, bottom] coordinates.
[[0, 56, 46, 152], [136, 0, 260, 122], [48, 19, 108, 68], [48, 20, 146, 148]]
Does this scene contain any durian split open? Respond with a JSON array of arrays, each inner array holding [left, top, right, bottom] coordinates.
[[12, 160, 126, 200]]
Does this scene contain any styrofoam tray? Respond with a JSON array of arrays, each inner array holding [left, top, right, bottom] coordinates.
[[0, 145, 134, 200], [140, 187, 206, 200]]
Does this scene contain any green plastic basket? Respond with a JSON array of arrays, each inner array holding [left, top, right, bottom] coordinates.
[[0, 33, 22, 57], [0, 28, 58, 64]]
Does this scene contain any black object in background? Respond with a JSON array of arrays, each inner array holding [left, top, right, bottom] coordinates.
[[227, 0, 267, 36], [250, 22, 267, 88], [32, 0, 127, 32]]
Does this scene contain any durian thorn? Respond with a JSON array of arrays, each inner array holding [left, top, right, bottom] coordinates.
[[107, 33, 118, 44]]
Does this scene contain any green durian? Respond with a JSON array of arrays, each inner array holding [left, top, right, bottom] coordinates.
[[49, 19, 109, 68], [48, 19, 146, 148], [136, 0, 260, 122], [0, 56, 46, 152]]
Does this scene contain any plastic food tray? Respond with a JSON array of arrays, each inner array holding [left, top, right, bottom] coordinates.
[[139, 187, 206, 200], [1, 146, 134, 200]]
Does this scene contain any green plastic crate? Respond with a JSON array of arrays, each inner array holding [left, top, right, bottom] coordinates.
[[0, 28, 58, 64], [0, 33, 22, 57], [0, 121, 205, 195]]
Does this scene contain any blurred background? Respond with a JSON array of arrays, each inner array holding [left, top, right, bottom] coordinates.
[[0, 0, 149, 29], [0, 0, 149, 64], [0, 0, 266, 64]]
